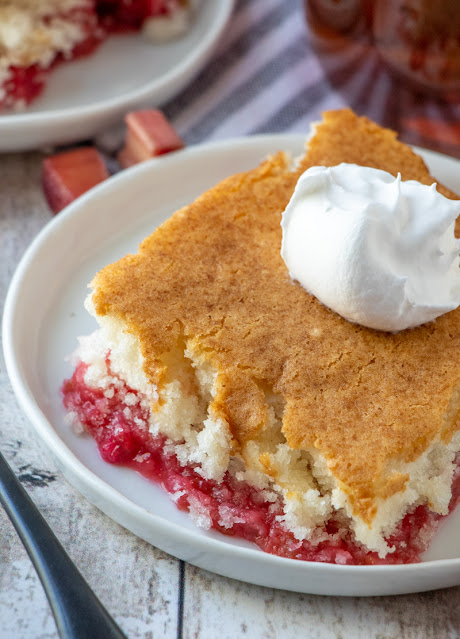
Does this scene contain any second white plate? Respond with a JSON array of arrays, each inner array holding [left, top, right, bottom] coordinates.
[[3, 135, 460, 596], [0, 0, 234, 152]]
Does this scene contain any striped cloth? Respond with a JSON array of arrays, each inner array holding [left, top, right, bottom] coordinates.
[[155, 0, 460, 159]]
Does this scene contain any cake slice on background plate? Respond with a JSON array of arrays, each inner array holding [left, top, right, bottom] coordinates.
[[62, 109, 460, 565], [0, 0, 193, 111]]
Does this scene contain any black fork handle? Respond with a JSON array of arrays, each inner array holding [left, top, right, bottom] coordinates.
[[0, 451, 128, 639]]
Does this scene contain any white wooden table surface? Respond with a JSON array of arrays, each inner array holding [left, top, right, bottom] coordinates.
[[2, 1, 460, 637]]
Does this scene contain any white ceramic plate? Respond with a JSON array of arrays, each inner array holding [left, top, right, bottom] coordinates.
[[0, 0, 233, 152], [4, 136, 460, 597]]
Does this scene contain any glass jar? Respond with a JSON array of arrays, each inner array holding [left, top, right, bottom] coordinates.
[[304, 0, 460, 156]]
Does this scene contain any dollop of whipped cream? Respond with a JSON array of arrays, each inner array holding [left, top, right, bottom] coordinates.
[[281, 163, 460, 332]]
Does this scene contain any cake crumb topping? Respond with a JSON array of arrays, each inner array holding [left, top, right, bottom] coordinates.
[[0, 1, 94, 67]]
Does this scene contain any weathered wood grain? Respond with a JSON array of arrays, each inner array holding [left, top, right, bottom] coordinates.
[[182, 564, 460, 639]]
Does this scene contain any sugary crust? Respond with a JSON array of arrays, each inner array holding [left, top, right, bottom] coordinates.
[[91, 109, 460, 524]]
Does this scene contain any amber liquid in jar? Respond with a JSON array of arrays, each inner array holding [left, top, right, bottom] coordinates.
[[305, 0, 460, 96]]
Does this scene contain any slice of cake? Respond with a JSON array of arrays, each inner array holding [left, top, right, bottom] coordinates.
[[0, 0, 99, 110], [0, 0, 192, 111], [62, 109, 460, 565]]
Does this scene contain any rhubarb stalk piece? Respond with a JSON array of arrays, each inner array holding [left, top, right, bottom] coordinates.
[[118, 110, 184, 168], [42, 147, 109, 214]]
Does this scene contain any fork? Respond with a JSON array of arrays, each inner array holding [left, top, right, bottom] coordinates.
[[0, 450, 128, 639]]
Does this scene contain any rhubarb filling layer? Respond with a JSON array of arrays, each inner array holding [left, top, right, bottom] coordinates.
[[62, 355, 460, 566]]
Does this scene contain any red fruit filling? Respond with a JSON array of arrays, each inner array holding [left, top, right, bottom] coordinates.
[[2, 65, 46, 110], [97, 0, 184, 30], [62, 359, 460, 565]]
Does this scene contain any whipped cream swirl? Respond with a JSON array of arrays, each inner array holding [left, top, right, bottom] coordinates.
[[281, 163, 460, 332]]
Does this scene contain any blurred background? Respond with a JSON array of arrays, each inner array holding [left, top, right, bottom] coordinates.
[[152, 0, 460, 157]]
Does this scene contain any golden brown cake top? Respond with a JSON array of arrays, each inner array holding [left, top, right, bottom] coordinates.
[[91, 109, 460, 524]]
